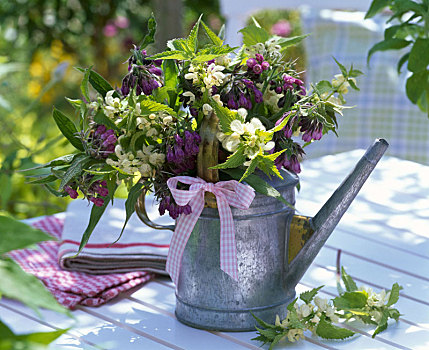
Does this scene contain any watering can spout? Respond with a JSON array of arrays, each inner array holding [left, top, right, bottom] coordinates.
[[286, 139, 389, 288]]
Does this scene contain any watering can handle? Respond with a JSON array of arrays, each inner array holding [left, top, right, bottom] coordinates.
[[135, 188, 175, 231]]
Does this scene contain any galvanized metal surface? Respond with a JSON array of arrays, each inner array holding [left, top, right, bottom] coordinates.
[[135, 139, 389, 331]]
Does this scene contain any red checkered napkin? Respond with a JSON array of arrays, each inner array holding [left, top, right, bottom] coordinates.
[[8, 216, 153, 309]]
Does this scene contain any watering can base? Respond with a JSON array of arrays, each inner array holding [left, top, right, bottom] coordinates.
[[175, 291, 296, 331]]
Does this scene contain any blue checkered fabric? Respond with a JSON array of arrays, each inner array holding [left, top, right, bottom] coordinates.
[[301, 9, 429, 165]]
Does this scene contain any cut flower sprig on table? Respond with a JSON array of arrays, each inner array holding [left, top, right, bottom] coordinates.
[[25, 15, 362, 248], [253, 268, 402, 349]]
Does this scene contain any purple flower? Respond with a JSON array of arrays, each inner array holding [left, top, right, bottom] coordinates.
[[91, 197, 105, 207], [246, 58, 257, 68], [275, 86, 283, 94], [253, 87, 263, 103], [228, 97, 239, 109], [174, 145, 185, 161], [190, 107, 198, 117], [175, 134, 184, 147], [149, 66, 162, 76], [167, 146, 175, 162], [95, 125, 107, 135], [154, 59, 163, 66], [239, 93, 251, 109], [98, 187, 109, 197], [65, 186, 78, 199], [253, 64, 262, 75], [211, 86, 218, 95], [255, 53, 264, 63], [261, 61, 270, 70], [183, 204, 192, 215]]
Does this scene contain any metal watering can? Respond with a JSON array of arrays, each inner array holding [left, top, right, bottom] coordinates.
[[136, 138, 388, 331]]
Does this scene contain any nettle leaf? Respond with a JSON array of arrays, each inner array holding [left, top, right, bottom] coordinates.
[[408, 38, 429, 73], [300, 286, 324, 304], [287, 307, 305, 330], [277, 34, 309, 51], [52, 108, 84, 151], [365, 0, 392, 19], [59, 154, 92, 191], [341, 266, 358, 292], [222, 168, 294, 208], [315, 80, 333, 95], [210, 100, 242, 134], [201, 20, 223, 46], [187, 14, 202, 53], [137, 98, 176, 116], [251, 312, 277, 330], [406, 70, 429, 104], [139, 13, 157, 49], [192, 45, 237, 63], [316, 315, 355, 340], [255, 154, 283, 180], [333, 291, 368, 310], [239, 24, 270, 46], [372, 309, 390, 338], [0, 215, 53, 254], [367, 39, 412, 65], [210, 146, 246, 170], [149, 50, 191, 61], [386, 283, 402, 307], [0, 259, 69, 316], [167, 38, 191, 52], [333, 57, 347, 76], [240, 156, 258, 182]]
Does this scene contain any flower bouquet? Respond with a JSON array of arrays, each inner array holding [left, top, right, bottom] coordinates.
[[29, 15, 371, 332]]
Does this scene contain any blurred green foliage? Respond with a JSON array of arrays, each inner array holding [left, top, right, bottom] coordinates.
[[0, 0, 223, 219]]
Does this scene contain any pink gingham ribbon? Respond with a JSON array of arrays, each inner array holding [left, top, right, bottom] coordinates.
[[166, 176, 255, 285]]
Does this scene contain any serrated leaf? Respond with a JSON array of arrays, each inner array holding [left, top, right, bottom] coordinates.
[[192, 45, 237, 63], [300, 286, 324, 304], [187, 14, 202, 53], [149, 50, 191, 61], [137, 97, 176, 116], [251, 312, 277, 330], [21, 154, 77, 172], [0, 259, 69, 316], [341, 266, 358, 292], [408, 38, 429, 73], [59, 154, 91, 191], [277, 34, 309, 50], [367, 39, 412, 65], [287, 307, 305, 329], [239, 24, 270, 46], [201, 20, 223, 46], [333, 291, 368, 310], [365, 0, 392, 18], [333, 57, 347, 76], [139, 13, 157, 49], [0, 215, 53, 254], [210, 100, 242, 134], [386, 283, 402, 306], [372, 309, 390, 338], [222, 168, 294, 208], [316, 315, 355, 340], [240, 156, 258, 182], [52, 108, 84, 151], [210, 146, 246, 170], [254, 154, 283, 180], [315, 80, 333, 95]]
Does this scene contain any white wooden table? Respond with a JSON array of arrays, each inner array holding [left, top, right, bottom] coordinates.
[[1, 149, 429, 349]]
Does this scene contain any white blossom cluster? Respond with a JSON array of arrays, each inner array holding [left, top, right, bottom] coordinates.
[[184, 63, 227, 94], [216, 109, 274, 164], [359, 286, 391, 323], [103, 90, 129, 119], [135, 108, 174, 137], [244, 39, 283, 64], [320, 74, 357, 106]]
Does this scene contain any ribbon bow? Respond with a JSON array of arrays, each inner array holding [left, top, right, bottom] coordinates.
[[166, 176, 255, 286]]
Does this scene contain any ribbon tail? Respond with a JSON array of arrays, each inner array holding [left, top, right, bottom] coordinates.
[[166, 194, 205, 286], [217, 196, 239, 281]]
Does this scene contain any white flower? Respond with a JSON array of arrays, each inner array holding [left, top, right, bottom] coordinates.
[[287, 329, 304, 343], [314, 297, 328, 312], [139, 163, 152, 177], [216, 131, 227, 142], [185, 72, 198, 81], [250, 117, 266, 131], [203, 103, 213, 116], [275, 314, 289, 329], [183, 91, 196, 103], [223, 133, 241, 152], [212, 94, 223, 106], [135, 103, 141, 115], [237, 108, 248, 119], [163, 115, 173, 124], [215, 55, 231, 66], [230, 120, 245, 135], [311, 315, 320, 324], [263, 141, 275, 151], [300, 304, 311, 318], [370, 310, 383, 323], [146, 128, 158, 137]]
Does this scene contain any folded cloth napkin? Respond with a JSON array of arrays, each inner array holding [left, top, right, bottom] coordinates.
[[9, 216, 153, 308], [58, 197, 173, 275]]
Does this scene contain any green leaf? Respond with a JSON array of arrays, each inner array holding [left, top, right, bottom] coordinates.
[[26, 174, 58, 184], [201, 20, 223, 46], [66, 97, 83, 110], [240, 157, 258, 182], [20, 154, 77, 172], [43, 184, 68, 197], [386, 283, 402, 306], [254, 154, 283, 180], [58, 154, 91, 191], [210, 101, 242, 134], [93, 110, 119, 131], [76, 68, 118, 98], [52, 108, 84, 151], [388, 308, 401, 321], [406, 70, 429, 104], [187, 14, 202, 53], [333, 291, 368, 310], [333, 57, 347, 76], [372, 309, 390, 338], [15, 328, 69, 344], [162, 59, 179, 90], [316, 315, 355, 340], [148, 50, 191, 61], [137, 98, 176, 116], [251, 312, 276, 330], [222, 169, 294, 208], [255, 326, 278, 341], [210, 146, 246, 170], [218, 24, 226, 41], [277, 34, 309, 50], [367, 39, 412, 65], [300, 286, 324, 304], [408, 38, 429, 73], [239, 24, 270, 46], [0, 215, 53, 254], [192, 45, 237, 63], [365, 0, 392, 18], [341, 266, 358, 292], [315, 80, 333, 95], [77, 192, 114, 254], [139, 13, 157, 49], [397, 52, 410, 74], [0, 259, 69, 315], [81, 67, 91, 102]]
